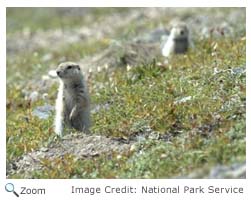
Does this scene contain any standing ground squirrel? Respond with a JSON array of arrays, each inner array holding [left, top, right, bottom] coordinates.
[[54, 62, 90, 136], [161, 22, 191, 58]]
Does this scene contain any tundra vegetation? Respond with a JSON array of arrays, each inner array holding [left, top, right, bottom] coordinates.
[[7, 8, 245, 178]]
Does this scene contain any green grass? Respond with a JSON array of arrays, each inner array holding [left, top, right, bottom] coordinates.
[[7, 8, 246, 178], [7, 38, 245, 178], [91, 39, 245, 137]]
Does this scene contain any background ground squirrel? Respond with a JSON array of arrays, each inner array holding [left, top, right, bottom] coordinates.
[[55, 62, 91, 136], [161, 22, 191, 58]]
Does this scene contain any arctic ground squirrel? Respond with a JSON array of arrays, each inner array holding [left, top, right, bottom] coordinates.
[[161, 22, 191, 58], [54, 62, 90, 136]]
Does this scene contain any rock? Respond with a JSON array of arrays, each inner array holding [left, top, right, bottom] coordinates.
[[32, 104, 54, 119], [176, 163, 246, 179], [27, 91, 39, 102], [174, 96, 192, 104], [208, 163, 246, 179], [48, 70, 58, 78]]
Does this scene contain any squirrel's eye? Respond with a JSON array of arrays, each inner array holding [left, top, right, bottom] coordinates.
[[67, 66, 72, 70]]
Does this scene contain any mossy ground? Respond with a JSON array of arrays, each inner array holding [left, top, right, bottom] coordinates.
[[7, 8, 245, 178]]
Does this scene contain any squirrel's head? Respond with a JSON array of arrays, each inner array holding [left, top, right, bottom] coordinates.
[[169, 22, 189, 40], [56, 62, 82, 81]]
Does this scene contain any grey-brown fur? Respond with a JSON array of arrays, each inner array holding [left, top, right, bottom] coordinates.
[[162, 22, 191, 57], [54, 62, 90, 136]]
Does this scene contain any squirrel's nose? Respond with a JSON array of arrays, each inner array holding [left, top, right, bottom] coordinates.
[[56, 70, 62, 78]]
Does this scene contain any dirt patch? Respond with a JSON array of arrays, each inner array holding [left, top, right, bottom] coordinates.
[[7, 133, 132, 178], [7, 126, 174, 179]]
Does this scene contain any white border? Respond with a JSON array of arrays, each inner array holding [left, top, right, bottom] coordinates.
[[1, 1, 249, 201], [246, 0, 250, 184], [2, 0, 248, 7], [0, 0, 6, 183]]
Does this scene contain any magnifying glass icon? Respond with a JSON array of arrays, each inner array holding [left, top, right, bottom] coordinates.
[[5, 183, 19, 197]]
